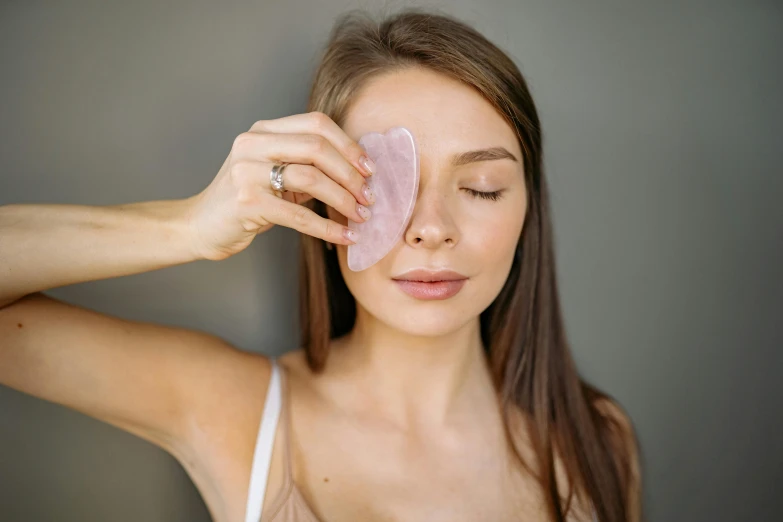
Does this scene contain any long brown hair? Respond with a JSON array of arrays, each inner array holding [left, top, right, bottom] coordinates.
[[297, 7, 643, 522]]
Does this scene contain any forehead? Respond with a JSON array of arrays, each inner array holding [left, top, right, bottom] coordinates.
[[342, 68, 521, 165]]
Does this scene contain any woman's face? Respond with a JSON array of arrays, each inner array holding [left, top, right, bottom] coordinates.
[[328, 67, 527, 336]]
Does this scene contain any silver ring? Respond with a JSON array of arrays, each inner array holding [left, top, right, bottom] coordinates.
[[269, 162, 289, 196]]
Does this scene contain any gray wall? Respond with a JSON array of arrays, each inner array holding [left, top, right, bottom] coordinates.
[[1, 1, 780, 521]]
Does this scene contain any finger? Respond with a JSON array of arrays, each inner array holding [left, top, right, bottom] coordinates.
[[284, 192, 312, 205], [261, 192, 359, 245], [232, 131, 375, 208], [267, 162, 370, 224], [249, 111, 375, 178]]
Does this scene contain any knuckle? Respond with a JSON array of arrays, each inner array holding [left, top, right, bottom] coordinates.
[[324, 221, 338, 240], [249, 119, 268, 131], [232, 131, 253, 150], [292, 205, 312, 227], [309, 111, 331, 131]]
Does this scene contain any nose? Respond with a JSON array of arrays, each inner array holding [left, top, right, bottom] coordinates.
[[403, 182, 460, 251]]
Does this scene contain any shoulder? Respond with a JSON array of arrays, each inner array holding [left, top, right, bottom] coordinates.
[[172, 338, 274, 461], [277, 346, 310, 375], [592, 396, 636, 445], [146, 330, 276, 472], [175, 340, 297, 522], [591, 396, 644, 522], [591, 396, 640, 472]]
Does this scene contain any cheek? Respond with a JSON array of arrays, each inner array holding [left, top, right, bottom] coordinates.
[[468, 205, 525, 260], [472, 228, 517, 275], [336, 247, 385, 307]]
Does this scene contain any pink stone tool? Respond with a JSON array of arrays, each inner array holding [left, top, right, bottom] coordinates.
[[347, 126, 420, 271]]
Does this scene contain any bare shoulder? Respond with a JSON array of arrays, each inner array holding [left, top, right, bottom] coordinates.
[[593, 397, 635, 437], [276, 347, 315, 382], [592, 396, 644, 522], [177, 337, 273, 449], [182, 346, 318, 469], [592, 396, 642, 477]]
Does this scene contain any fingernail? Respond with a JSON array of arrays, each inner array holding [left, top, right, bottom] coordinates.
[[343, 228, 359, 243], [362, 183, 375, 205], [359, 155, 376, 176], [356, 203, 372, 221]]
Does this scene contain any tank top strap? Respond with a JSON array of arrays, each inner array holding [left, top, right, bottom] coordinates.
[[277, 359, 295, 487], [244, 357, 283, 522]]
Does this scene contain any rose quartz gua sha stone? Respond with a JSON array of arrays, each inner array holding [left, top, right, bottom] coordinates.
[[347, 126, 419, 271]]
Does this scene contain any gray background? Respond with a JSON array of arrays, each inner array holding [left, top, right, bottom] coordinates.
[[1, 1, 781, 521]]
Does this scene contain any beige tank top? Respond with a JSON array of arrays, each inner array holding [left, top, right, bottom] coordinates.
[[244, 359, 599, 522]]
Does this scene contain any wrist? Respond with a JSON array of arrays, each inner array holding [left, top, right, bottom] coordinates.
[[117, 197, 207, 264], [174, 194, 209, 262]]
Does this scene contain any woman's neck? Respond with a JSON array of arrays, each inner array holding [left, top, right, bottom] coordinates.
[[328, 307, 497, 432]]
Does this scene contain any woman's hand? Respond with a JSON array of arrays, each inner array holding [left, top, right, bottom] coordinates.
[[185, 111, 377, 261]]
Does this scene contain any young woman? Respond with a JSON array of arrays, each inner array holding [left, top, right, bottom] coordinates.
[[0, 8, 643, 522]]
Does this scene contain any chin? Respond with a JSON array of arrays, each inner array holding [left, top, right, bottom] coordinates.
[[376, 308, 473, 337]]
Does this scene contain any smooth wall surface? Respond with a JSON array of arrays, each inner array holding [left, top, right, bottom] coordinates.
[[1, 1, 781, 521]]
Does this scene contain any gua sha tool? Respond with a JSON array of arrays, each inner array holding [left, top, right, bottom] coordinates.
[[347, 126, 420, 271]]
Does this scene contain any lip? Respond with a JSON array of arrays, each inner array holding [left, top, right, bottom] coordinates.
[[392, 268, 468, 282], [391, 268, 468, 300], [393, 279, 467, 300]]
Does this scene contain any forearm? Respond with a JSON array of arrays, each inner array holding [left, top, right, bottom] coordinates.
[[0, 197, 201, 305]]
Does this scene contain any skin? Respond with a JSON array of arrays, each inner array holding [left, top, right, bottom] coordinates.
[[0, 67, 607, 522]]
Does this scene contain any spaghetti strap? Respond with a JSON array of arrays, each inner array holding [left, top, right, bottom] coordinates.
[[255, 360, 297, 522], [278, 359, 295, 486], [244, 358, 283, 522]]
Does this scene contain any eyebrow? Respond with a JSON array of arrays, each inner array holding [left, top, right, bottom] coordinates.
[[450, 146, 519, 167]]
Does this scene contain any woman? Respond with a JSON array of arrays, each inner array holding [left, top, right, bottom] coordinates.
[[0, 8, 643, 522]]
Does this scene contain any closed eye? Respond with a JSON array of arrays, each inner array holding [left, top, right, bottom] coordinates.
[[463, 188, 505, 201]]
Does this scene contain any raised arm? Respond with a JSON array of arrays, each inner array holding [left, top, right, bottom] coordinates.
[[0, 198, 200, 309], [0, 291, 266, 460], [0, 198, 257, 460], [0, 109, 374, 473]]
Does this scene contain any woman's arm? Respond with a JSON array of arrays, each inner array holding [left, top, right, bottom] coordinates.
[[0, 198, 200, 309], [0, 110, 371, 484], [0, 198, 269, 464], [0, 293, 268, 462]]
